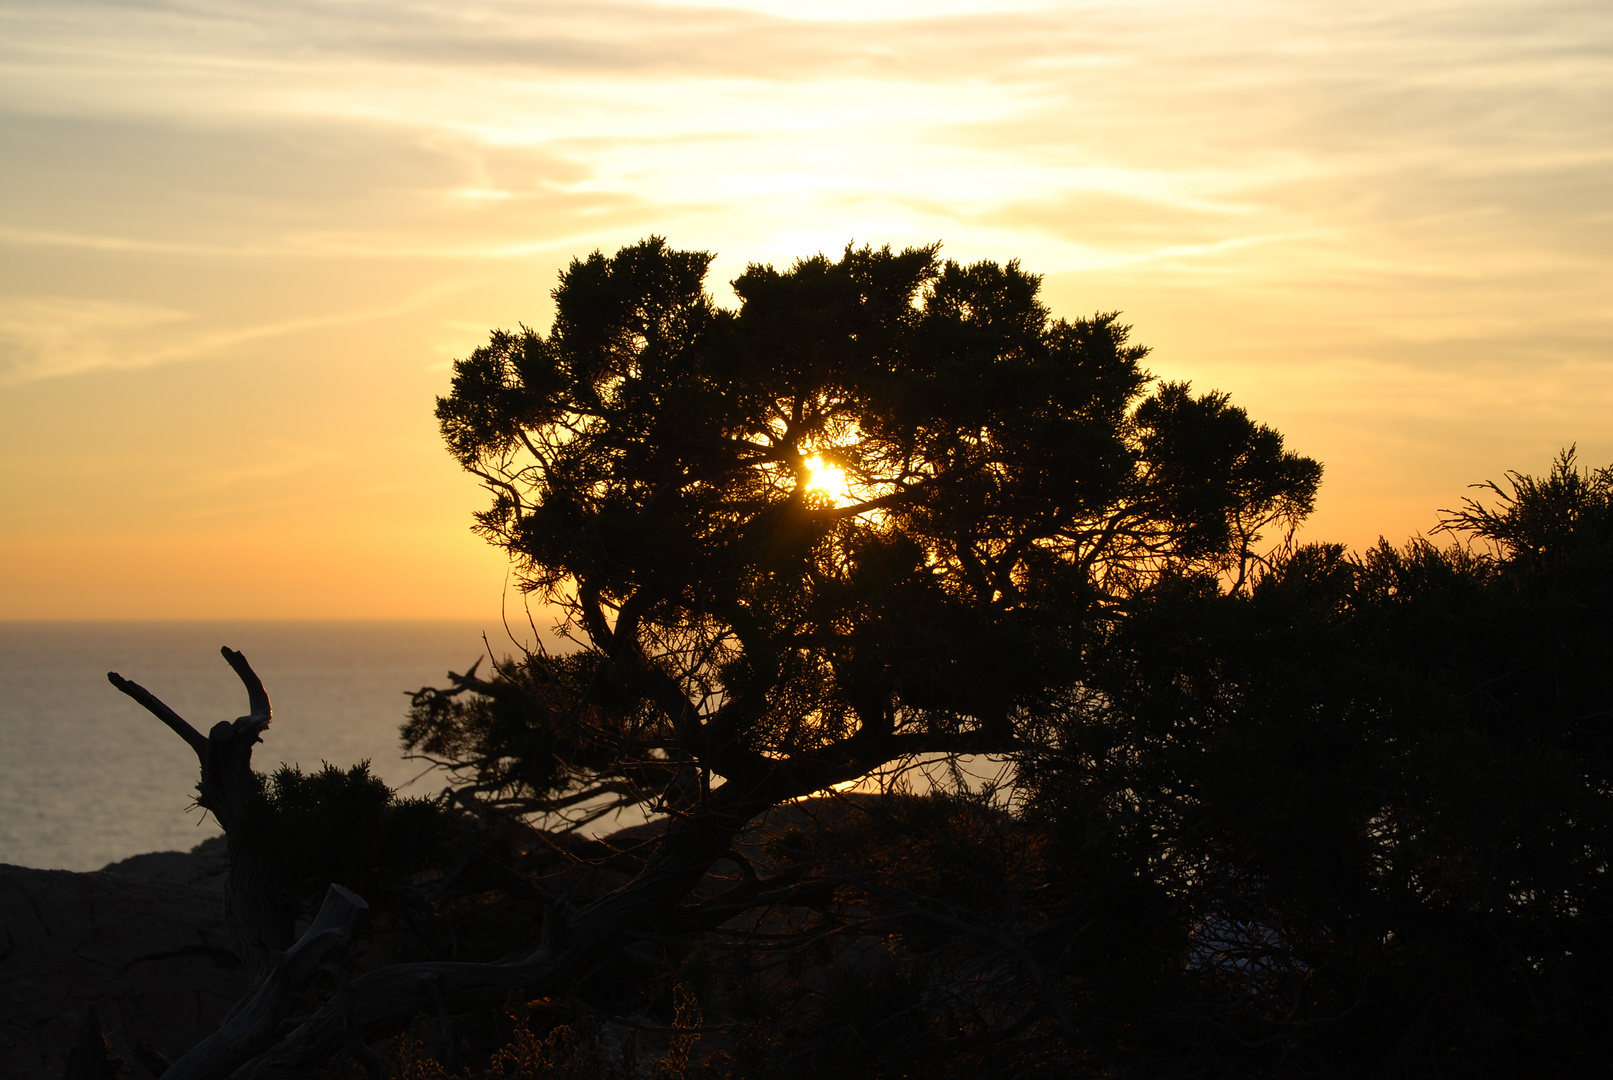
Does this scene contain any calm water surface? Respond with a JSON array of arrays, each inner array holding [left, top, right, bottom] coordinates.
[[0, 621, 510, 870]]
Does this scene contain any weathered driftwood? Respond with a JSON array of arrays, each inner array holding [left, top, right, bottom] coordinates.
[[108, 650, 375, 1079], [159, 884, 368, 1080]]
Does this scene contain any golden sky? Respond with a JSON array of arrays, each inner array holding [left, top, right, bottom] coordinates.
[[1, 0, 1609, 619]]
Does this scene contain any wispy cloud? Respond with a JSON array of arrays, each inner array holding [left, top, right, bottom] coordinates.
[[159, 438, 350, 508], [6, 0, 1604, 276], [0, 290, 462, 383], [0, 297, 188, 382], [0, 0, 1609, 614]]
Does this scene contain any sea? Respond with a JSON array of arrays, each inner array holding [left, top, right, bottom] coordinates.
[[0, 620, 523, 871]]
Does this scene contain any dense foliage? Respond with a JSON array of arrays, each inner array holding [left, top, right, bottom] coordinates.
[[234, 761, 459, 910], [1009, 448, 1613, 1075], [423, 237, 1319, 827]]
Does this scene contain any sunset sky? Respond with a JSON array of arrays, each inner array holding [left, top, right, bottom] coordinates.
[[1, 0, 1609, 620]]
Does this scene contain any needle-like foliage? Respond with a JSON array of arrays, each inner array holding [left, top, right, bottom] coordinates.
[[425, 237, 1321, 824]]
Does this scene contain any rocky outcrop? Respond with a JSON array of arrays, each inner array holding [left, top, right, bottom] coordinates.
[[101, 836, 230, 896], [0, 840, 246, 1080]]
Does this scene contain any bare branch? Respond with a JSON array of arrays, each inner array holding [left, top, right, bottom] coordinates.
[[114, 649, 292, 980], [221, 646, 272, 726], [107, 671, 207, 756]]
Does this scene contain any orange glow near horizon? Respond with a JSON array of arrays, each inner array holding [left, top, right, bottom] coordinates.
[[1, 0, 1609, 619]]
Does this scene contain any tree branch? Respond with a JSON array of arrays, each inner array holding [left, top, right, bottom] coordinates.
[[222, 646, 272, 725], [107, 671, 207, 756]]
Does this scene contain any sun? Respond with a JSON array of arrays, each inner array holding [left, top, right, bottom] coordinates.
[[803, 454, 850, 504]]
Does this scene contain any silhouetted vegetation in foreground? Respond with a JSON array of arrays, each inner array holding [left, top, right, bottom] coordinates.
[[95, 241, 1610, 1079]]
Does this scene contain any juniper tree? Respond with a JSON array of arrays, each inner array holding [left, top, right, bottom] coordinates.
[[101, 238, 1322, 1078], [419, 237, 1321, 834]]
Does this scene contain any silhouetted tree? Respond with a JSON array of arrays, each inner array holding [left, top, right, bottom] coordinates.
[[102, 237, 1321, 1078], [418, 236, 1318, 824], [382, 236, 1324, 1076]]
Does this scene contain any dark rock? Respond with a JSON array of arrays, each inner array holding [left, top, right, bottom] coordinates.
[[0, 799, 885, 1078], [101, 836, 230, 896], [0, 849, 248, 1080]]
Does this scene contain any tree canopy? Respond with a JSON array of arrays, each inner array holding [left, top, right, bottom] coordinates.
[[425, 236, 1321, 829]]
